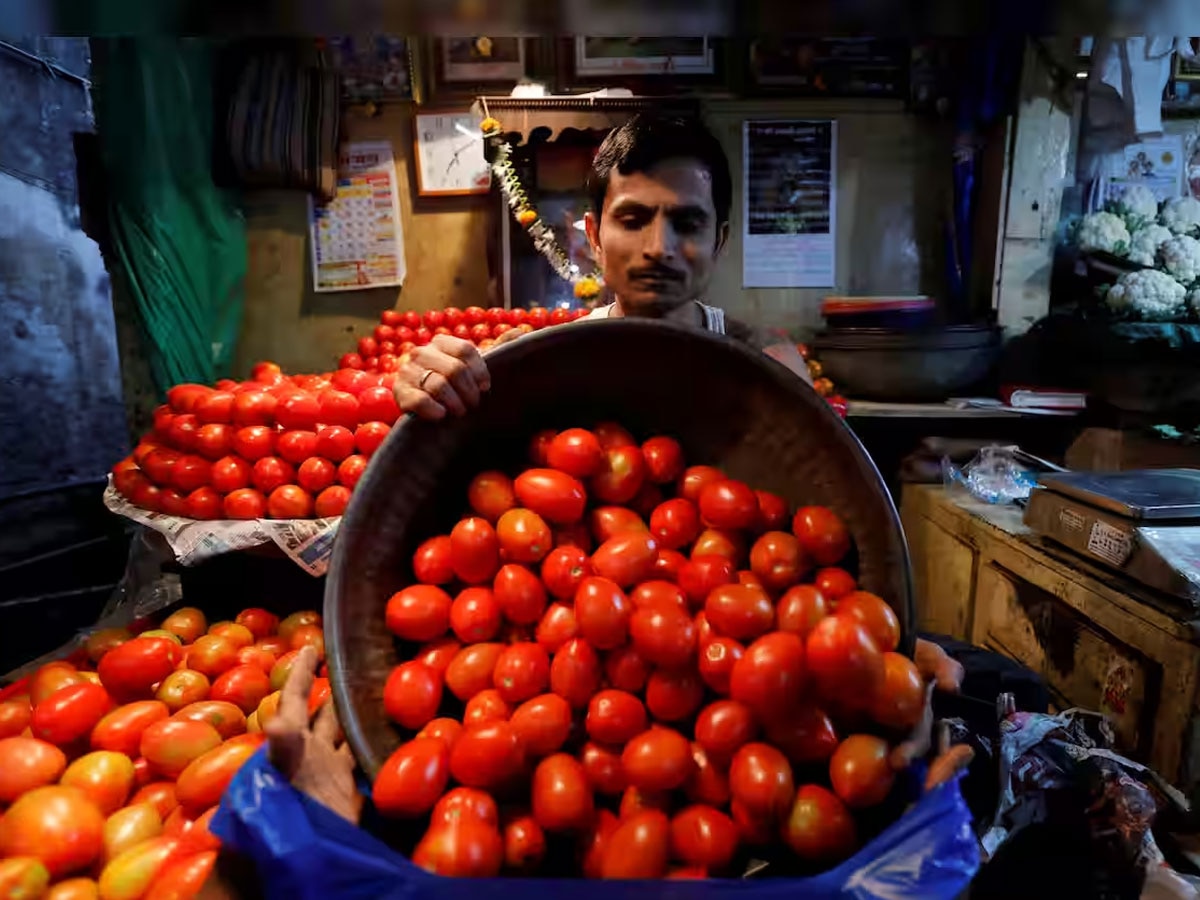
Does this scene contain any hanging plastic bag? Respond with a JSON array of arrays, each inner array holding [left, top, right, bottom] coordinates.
[[211, 748, 979, 900]]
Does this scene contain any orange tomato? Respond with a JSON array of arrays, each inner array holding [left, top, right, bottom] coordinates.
[[0, 785, 106, 878], [102, 804, 163, 863], [97, 836, 182, 900], [0, 736, 67, 802], [61, 752, 136, 815], [91, 701, 171, 757], [175, 734, 265, 814], [143, 851, 217, 900]]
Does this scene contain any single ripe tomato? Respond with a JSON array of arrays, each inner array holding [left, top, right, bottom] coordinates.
[[698, 479, 759, 531], [450, 517, 501, 584], [513, 469, 586, 524], [296, 457, 336, 494], [385, 585, 452, 642], [249, 456, 294, 494], [585, 690, 647, 745], [186, 636, 238, 679], [267, 484, 313, 519], [276, 431, 319, 466], [539, 546, 592, 601], [755, 490, 790, 531], [412, 818, 503, 878], [870, 652, 925, 731], [694, 699, 757, 764], [784, 784, 857, 862], [640, 436, 685, 484], [590, 532, 659, 588], [209, 665, 272, 715], [776, 585, 830, 638], [677, 465, 725, 503], [748, 531, 808, 592], [729, 631, 806, 723], [232, 425, 275, 461], [0, 785, 105, 878], [372, 737, 450, 817], [649, 498, 701, 550], [223, 488, 266, 520], [0, 737, 66, 802], [692, 528, 745, 563], [766, 704, 839, 765], [573, 577, 631, 650], [358, 386, 400, 424], [445, 644, 505, 701], [314, 485, 351, 517], [232, 392, 278, 427], [534, 603, 578, 655], [792, 506, 851, 567], [448, 722, 525, 790], [545, 429, 605, 479], [685, 742, 730, 807], [30, 682, 112, 745], [677, 555, 736, 608], [630, 580, 688, 612], [621, 727, 693, 794], [836, 591, 900, 653], [98, 637, 179, 702], [317, 390, 360, 429], [548, 638, 601, 708], [669, 804, 739, 872], [815, 567, 857, 600], [697, 636, 745, 695], [384, 661, 443, 730], [590, 446, 646, 505], [140, 719, 222, 778], [467, 471, 516, 521], [806, 615, 885, 707], [337, 454, 367, 490], [155, 671, 210, 713], [508, 693, 572, 758], [493, 564, 548, 625], [209, 456, 250, 494], [829, 734, 895, 808], [503, 813, 546, 873], [729, 742, 794, 821], [592, 422, 636, 450], [704, 584, 775, 642], [193, 424, 234, 461], [531, 753, 594, 831], [603, 645, 651, 693], [629, 606, 696, 670], [496, 509, 552, 564], [353, 421, 391, 458], [491, 643, 550, 704], [432, 787, 497, 827]]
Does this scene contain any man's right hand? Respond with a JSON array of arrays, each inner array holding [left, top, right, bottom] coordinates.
[[394, 335, 492, 420]]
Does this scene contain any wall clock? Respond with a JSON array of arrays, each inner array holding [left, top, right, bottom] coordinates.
[[413, 111, 491, 197]]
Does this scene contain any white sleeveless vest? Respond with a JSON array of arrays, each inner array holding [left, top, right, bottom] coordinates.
[[581, 301, 727, 335]]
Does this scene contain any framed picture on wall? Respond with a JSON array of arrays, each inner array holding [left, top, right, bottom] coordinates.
[[746, 38, 908, 98], [419, 37, 545, 101], [323, 35, 416, 102], [1175, 39, 1200, 80], [557, 37, 731, 94]]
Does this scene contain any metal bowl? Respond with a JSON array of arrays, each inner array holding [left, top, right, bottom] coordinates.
[[325, 319, 914, 777]]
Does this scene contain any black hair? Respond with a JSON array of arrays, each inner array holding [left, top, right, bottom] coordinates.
[[586, 112, 732, 229]]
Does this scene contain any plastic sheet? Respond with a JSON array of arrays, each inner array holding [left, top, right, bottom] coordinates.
[[942, 445, 1038, 505], [212, 748, 980, 900]]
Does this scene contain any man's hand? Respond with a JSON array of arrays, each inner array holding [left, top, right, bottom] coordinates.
[[266, 646, 362, 826], [394, 335, 492, 421], [914, 637, 965, 693]]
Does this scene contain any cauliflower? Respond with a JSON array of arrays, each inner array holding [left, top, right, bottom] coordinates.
[[1115, 184, 1159, 226], [1188, 288, 1200, 316], [1105, 269, 1187, 320], [1160, 234, 1200, 285], [1160, 196, 1200, 235], [1076, 211, 1130, 255], [1127, 223, 1173, 266]]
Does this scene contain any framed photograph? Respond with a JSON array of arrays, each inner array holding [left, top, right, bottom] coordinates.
[[747, 38, 908, 98], [573, 36, 715, 76], [441, 36, 527, 83], [324, 35, 415, 103], [412, 110, 492, 197], [1175, 39, 1200, 80]]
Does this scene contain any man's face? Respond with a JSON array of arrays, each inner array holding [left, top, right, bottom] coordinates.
[[585, 157, 729, 316]]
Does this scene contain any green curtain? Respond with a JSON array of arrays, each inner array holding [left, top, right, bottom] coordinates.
[[92, 37, 245, 392]]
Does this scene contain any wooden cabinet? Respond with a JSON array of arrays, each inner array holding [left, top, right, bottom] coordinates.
[[901, 485, 1200, 788]]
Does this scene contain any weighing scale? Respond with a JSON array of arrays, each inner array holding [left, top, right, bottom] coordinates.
[[1023, 469, 1200, 607]]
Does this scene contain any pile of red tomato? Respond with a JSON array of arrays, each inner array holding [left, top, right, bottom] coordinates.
[[0, 604, 327, 899], [341, 306, 586, 373], [372, 423, 925, 879], [110, 362, 402, 521]]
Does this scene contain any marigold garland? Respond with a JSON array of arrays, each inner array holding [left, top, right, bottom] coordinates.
[[481, 116, 603, 301]]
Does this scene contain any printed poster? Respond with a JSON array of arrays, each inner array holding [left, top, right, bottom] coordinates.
[[1099, 134, 1185, 208], [309, 141, 407, 292], [742, 120, 837, 288]]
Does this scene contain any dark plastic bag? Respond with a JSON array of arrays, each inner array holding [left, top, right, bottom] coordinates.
[[212, 748, 979, 900]]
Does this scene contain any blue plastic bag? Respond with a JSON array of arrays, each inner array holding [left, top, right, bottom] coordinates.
[[212, 748, 978, 900]]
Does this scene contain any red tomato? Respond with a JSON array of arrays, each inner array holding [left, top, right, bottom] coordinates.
[[496, 509, 552, 564], [432, 787, 497, 827], [730, 631, 806, 724], [91, 701, 171, 756], [140, 719, 222, 779], [492, 643, 550, 704], [692, 528, 744, 563], [235, 608, 278, 641], [339, 352, 364, 370], [573, 577, 632, 650], [249, 456, 294, 494], [630, 580, 688, 612], [266, 484, 313, 518], [0, 737, 66, 802], [603, 645, 651, 693], [30, 663, 82, 706], [417, 717, 464, 751], [385, 585, 452, 642], [580, 742, 625, 795], [792, 506, 851, 567], [621, 728, 693, 792], [209, 665, 271, 715], [640, 436, 684, 484], [815, 566, 857, 600], [175, 734, 265, 813], [336, 455, 367, 490], [677, 555, 735, 608], [592, 422, 636, 450], [373, 737, 450, 817], [314, 485, 351, 517], [235, 646, 275, 675], [30, 683, 112, 746], [296, 458, 336, 495], [275, 431, 318, 467], [508, 694, 572, 757], [353, 422, 390, 458], [141, 449, 179, 487], [165, 415, 199, 452], [581, 810, 620, 878], [493, 564, 548, 625], [318, 390, 360, 429], [185, 636, 238, 679], [445, 644, 505, 701], [448, 722, 524, 790], [222, 488, 266, 520], [534, 603, 578, 654], [697, 637, 744, 695], [784, 784, 857, 862], [837, 592, 900, 653], [412, 819, 503, 877], [698, 479, 759, 531], [531, 753, 594, 831], [755, 490, 790, 531], [357, 386, 400, 424], [450, 587, 501, 643], [704, 584, 774, 642], [776, 585, 830, 639], [513, 469, 586, 524], [0, 785, 105, 878], [748, 531, 807, 591], [526, 429, 555, 465], [591, 446, 646, 505], [0, 698, 31, 739], [172, 701, 247, 741], [231, 426, 274, 462], [98, 638, 179, 702], [629, 606, 696, 669], [653, 548, 688, 582], [413, 639, 459, 679], [548, 638, 601, 708], [539, 546, 592, 601], [208, 456, 250, 494], [806, 615, 885, 707], [669, 805, 738, 872], [677, 465, 725, 503], [585, 690, 646, 745], [590, 532, 658, 588], [545, 429, 605, 478], [649, 498, 701, 550], [232, 392, 278, 428], [193, 424, 234, 461], [870, 652, 925, 731], [128, 782, 179, 820], [467, 471, 517, 522], [450, 517, 501, 584], [503, 814, 545, 873], [169, 456, 211, 494], [600, 810, 670, 879], [144, 850, 218, 900], [694, 699, 757, 764], [829, 734, 894, 807], [729, 742, 794, 821], [685, 742, 730, 807], [766, 704, 839, 765]]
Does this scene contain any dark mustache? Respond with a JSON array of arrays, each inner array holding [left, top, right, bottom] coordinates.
[[628, 266, 684, 281]]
